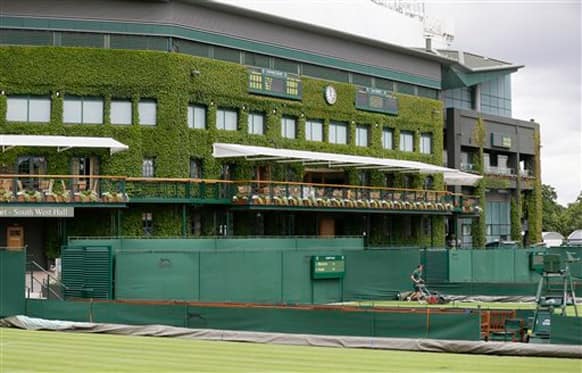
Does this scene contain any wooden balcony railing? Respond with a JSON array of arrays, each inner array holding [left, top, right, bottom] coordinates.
[[231, 180, 481, 214], [0, 175, 481, 214]]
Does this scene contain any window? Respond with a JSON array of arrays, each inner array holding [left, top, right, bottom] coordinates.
[[110, 35, 167, 51], [281, 117, 296, 139], [172, 39, 210, 57], [355, 125, 369, 147], [302, 64, 349, 82], [382, 128, 393, 149], [216, 109, 238, 131], [399, 131, 414, 152], [305, 120, 323, 142], [424, 176, 434, 190], [138, 100, 156, 126], [396, 82, 416, 95], [191, 212, 202, 236], [110, 100, 132, 125], [142, 213, 153, 236], [188, 105, 206, 129], [142, 158, 154, 177], [61, 32, 104, 48], [213, 46, 240, 63], [190, 158, 202, 179], [16, 156, 47, 189], [244, 52, 270, 68], [63, 96, 103, 124], [329, 121, 348, 144], [6, 96, 51, 122], [247, 113, 264, 135], [420, 133, 432, 154]]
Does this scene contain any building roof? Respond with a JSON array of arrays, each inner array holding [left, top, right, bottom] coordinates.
[[436, 50, 523, 72], [213, 143, 482, 186], [0, 135, 129, 154]]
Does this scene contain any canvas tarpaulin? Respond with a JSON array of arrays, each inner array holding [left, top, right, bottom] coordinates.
[[2, 315, 580, 358]]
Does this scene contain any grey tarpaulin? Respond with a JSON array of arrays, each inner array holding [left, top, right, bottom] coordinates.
[[2, 316, 581, 358]]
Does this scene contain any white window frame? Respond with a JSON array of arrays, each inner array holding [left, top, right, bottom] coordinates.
[[382, 128, 393, 150], [63, 96, 104, 124], [420, 133, 432, 154], [216, 108, 238, 131], [138, 100, 157, 126], [329, 121, 348, 144], [247, 112, 264, 135], [355, 125, 369, 147], [281, 116, 296, 139], [399, 131, 414, 152], [188, 105, 206, 129], [305, 119, 323, 142], [110, 99, 132, 125], [6, 95, 51, 123]]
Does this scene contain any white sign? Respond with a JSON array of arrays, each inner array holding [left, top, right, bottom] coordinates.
[[0, 207, 74, 217]]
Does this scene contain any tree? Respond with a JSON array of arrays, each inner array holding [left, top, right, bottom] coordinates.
[[563, 192, 582, 236], [541, 184, 566, 235]]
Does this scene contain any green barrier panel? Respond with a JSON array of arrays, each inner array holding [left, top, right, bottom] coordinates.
[[548, 247, 582, 278], [186, 305, 480, 340], [342, 250, 421, 300], [23, 300, 480, 341], [92, 302, 187, 327], [199, 251, 283, 303], [25, 299, 91, 322], [282, 251, 313, 304], [115, 252, 199, 300], [448, 250, 472, 282], [296, 238, 363, 250], [427, 312, 481, 340], [422, 249, 449, 283], [0, 250, 25, 317], [472, 250, 515, 282], [551, 315, 582, 345]]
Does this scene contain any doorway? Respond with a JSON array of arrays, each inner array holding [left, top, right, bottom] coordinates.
[[6, 225, 24, 251]]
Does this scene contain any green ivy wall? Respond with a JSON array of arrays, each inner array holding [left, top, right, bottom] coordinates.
[[0, 46, 446, 251]]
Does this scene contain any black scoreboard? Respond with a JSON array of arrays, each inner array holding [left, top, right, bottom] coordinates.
[[248, 68, 302, 100], [355, 87, 398, 115]]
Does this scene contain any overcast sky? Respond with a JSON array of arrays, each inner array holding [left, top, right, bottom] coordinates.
[[427, 1, 581, 206], [216, 0, 581, 205]]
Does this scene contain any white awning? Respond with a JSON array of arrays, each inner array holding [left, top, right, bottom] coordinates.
[[213, 143, 481, 186], [0, 135, 129, 154]]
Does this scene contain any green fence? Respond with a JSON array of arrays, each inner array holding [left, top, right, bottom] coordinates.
[[25, 299, 481, 341], [551, 315, 582, 345], [68, 237, 364, 255], [0, 249, 25, 317], [448, 248, 541, 283]]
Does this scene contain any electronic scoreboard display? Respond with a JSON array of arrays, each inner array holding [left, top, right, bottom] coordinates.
[[248, 68, 302, 100], [311, 255, 346, 279], [355, 87, 398, 115]]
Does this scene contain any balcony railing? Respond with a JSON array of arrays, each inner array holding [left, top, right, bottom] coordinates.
[[0, 174, 127, 204], [484, 166, 514, 176], [231, 180, 481, 214], [0, 175, 481, 214]]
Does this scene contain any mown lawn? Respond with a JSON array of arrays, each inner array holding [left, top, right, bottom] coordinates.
[[343, 300, 582, 316], [1, 328, 580, 372]]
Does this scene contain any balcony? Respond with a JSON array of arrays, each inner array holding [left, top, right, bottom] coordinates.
[[231, 180, 481, 215], [0, 175, 127, 205], [0, 175, 481, 214], [484, 166, 514, 176]]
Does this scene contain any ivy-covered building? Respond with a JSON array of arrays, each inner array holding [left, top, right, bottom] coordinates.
[[0, 0, 538, 265]]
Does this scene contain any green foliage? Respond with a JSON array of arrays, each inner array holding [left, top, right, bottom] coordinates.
[[510, 194, 522, 244], [541, 184, 566, 234], [526, 130, 542, 244], [0, 46, 446, 248], [563, 192, 582, 236], [471, 118, 486, 248]]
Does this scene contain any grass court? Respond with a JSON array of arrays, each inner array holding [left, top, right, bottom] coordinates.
[[1, 328, 580, 372]]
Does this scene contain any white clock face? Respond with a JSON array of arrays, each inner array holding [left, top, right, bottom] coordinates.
[[325, 85, 337, 105]]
